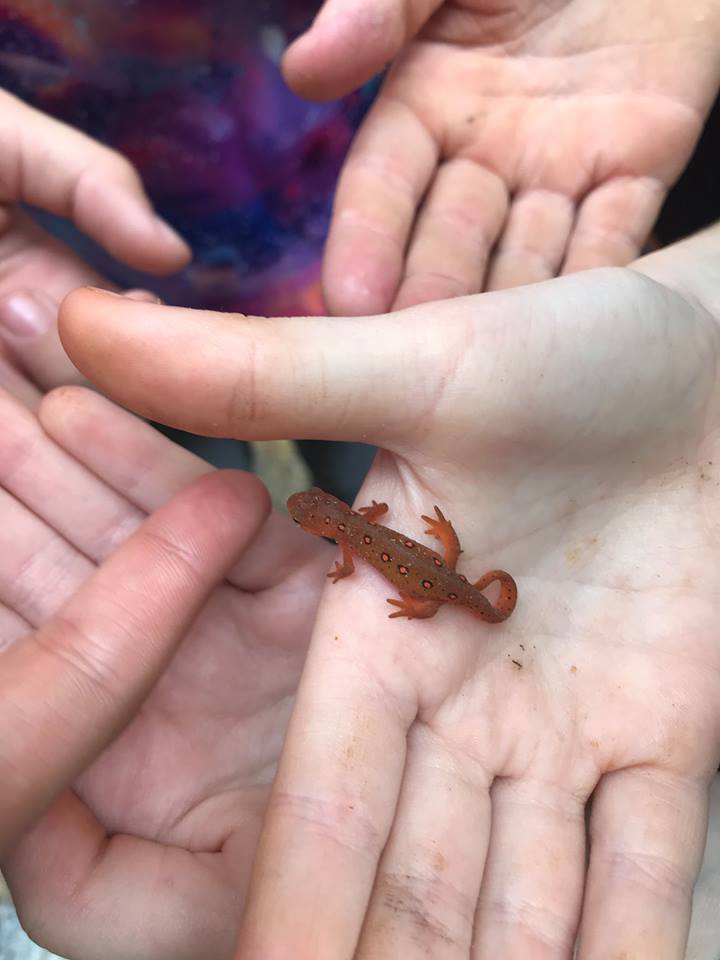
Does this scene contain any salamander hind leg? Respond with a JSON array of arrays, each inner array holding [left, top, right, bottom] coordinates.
[[357, 499, 389, 523], [328, 545, 355, 583], [474, 570, 518, 621], [421, 505, 462, 569], [387, 591, 441, 620]]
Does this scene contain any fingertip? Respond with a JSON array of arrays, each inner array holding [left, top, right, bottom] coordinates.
[[58, 286, 151, 379], [122, 288, 162, 303], [168, 468, 272, 560], [72, 172, 191, 275], [38, 383, 96, 431], [322, 246, 401, 316]]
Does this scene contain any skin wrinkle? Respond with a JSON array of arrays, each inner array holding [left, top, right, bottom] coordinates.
[[406, 724, 493, 796], [137, 525, 212, 586], [597, 847, 696, 901], [9, 536, 82, 620], [93, 510, 144, 563], [375, 871, 465, 947], [403, 312, 473, 446], [342, 158, 425, 213], [29, 612, 124, 709], [331, 643, 417, 731], [493, 774, 589, 813], [225, 324, 257, 432], [412, 175, 501, 244], [268, 789, 386, 860], [478, 892, 578, 950], [423, 1, 565, 49], [352, 99, 436, 186]]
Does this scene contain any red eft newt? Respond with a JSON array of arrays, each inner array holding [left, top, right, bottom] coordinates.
[[287, 488, 517, 623]]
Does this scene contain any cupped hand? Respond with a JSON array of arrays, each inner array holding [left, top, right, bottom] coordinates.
[[0, 385, 325, 960], [0, 89, 189, 391], [58, 229, 720, 958], [283, 0, 720, 313]]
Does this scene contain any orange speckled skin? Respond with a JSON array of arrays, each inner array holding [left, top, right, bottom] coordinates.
[[287, 488, 517, 623]]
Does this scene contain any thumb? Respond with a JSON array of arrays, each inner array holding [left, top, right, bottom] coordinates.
[[0, 90, 189, 273], [282, 0, 442, 100], [58, 286, 451, 447], [0, 469, 269, 854]]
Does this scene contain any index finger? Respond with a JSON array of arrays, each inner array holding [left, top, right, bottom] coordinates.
[[0, 90, 190, 273], [234, 608, 414, 959]]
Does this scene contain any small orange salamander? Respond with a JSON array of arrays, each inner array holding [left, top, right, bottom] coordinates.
[[287, 488, 517, 622]]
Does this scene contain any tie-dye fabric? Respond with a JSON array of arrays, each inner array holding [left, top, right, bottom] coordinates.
[[0, 0, 377, 316]]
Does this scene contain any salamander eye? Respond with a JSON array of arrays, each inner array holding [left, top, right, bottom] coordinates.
[[404, 539, 414, 548], [433, 557, 442, 567], [458, 574, 468, 583], [337, 522, 347, 532], [363, 535, 372, 544], [421, 580, 433, 590]]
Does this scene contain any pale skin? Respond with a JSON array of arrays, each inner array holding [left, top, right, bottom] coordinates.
[[0, 379, 325, 960], [0, 88, 188, 392], [1, 0, 720, 383], [2, 9, 720, 956], [55, 225, 720, 959], [283, 0, 720, 312]]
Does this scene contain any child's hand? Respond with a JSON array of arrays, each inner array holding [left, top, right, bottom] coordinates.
[[284, 0, 720, 313], [0, 386, 322, 960], [59, 230, 720, 958], [0, 89, 189, 392]]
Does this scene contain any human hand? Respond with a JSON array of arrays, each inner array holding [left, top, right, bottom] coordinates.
[[58, 227, 720, 957], [0, 385, 324, 960], [283, 0, 720, 313], [0, 89, 189, 391]]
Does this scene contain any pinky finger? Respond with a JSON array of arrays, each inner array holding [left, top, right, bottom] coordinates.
[[577, 768, 707, 959], [561, 177, 666, 274]]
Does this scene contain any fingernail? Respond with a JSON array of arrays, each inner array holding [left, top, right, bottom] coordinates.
[[123, 288, 162, 303], [83, 286, 122, 296], [0, 290, 54, 337]]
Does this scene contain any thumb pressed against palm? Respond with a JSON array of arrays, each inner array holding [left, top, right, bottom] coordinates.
[[0, 470, 268, 854], [60, 271, 714, 468], [59, 286, 438, 447]]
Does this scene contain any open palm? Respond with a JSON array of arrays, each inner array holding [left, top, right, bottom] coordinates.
[[59, 229, 720, 957], [285, 0, 720, 313], [0, 385, 324, 960]]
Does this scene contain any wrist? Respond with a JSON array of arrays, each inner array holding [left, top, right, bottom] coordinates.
[[632, 221, 720, 317]]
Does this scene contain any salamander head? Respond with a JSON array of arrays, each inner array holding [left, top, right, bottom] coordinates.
[[287, 487, 348, 534]]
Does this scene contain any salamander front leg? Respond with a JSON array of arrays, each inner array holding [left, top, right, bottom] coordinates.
[[357, 499, 389, 523], [328, 545, 355, 583]]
